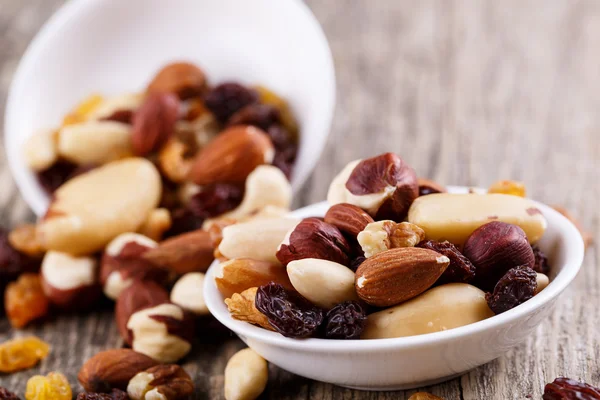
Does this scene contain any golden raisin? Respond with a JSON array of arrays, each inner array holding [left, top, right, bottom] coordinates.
[[254, 85, 299, 139], [0, 336, 50, 373], [488, 180, 526, 197], [25, 372, 71, 400], [62, 94, 104, 126], [5, 273, 49, 328]]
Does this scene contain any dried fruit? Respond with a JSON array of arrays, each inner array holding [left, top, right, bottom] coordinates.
[[267, 124, 298, 179], [5, 273, 49, 328], [418, 240, 476, 284], [255, 282, 324, 338], [25, 372, 72, 400], [357, 220, 425, 258], [225, 287, 274, 331], [486, 266, 537, 314], [76, 389, 129, 400], [62, 94, 104, 126], [324, 203, 375, 238], [228, 103, 280, 131], [532, 245, 550, 275], [204, 82, 258, 123], [78, 349, 158, 392], [0, 336, 50, 373], [147, 62, 207, 100], [543, 377, 600, 399], [276, 217, 351, 266], [189, 125, 274, 186], [188, 183, 244, 219], [0, 388, 20, 400], [417, 178, 446, 196], [127, 364, 194, 400], [463, 221, 535, 290], [255, 85, 299, 136], [215, 258, 293, 299], [36, 160, 78, 194], [408, 393, 444, 400], [224, 348, 268, 400], [131, 92, 180, 156], [355, 247, 450, 307], [324, 301, 367, 339], [349, 256, 366, 272], [488, 180, 526, 197], [0, 228, 41, 297]]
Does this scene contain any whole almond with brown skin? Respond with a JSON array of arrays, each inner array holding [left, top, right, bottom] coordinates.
[[355, 247, 450, 307], [216, 258, 293, 298], [189, 125, 274, 185], [142, 229, 214, 274], [131, 92, 180, 156], [147, 62, 207, 100], [78, 348, 158, 392], [115, 280, 170, 345], [324, 203, 375, 238]]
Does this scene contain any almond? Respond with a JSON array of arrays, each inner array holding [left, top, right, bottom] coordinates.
[[78, 348, 159, 392], [131, 92, 180, 156], [142, 229, 214, 274], [355, 247, 450, 307], [215, 258, 293, 298], [323, 203, 374, 238], [188, 125, 274, 185]]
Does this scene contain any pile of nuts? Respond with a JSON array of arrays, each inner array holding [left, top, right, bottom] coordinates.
[[215, 152, 589, 340], [0, 61, 301, 399]]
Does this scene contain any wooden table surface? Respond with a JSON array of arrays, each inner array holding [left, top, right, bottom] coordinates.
[[1, 1, 599, 399]]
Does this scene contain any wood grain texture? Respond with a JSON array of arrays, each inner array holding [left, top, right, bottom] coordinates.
[[1, 0, 600, 398]]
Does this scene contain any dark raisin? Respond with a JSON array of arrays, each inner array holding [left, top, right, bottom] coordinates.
[[76, 389, 130, 400], [101, 109, 134, 124], [532, 245, 550, 275], [324, 301, 367, 339], [418, 240, 475, 284], [543, 377, 600, 399], [228, 104, 280, 131], [164, 208, 204, 238], [188, 183, 244, 219], [204, 82, 258, 123], [485, 266, 537, 314], [349, 256, 366, 272], [0, 387, 20, 400], [36, 160, 78, 194], [255, 282, 324, 338], [0, 228, 41, 303], [267, 125, 298, 179]]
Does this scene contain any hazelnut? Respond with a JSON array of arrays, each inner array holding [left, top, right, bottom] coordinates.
[[100, 233, 168, 300], [127, 364, 194, 400], [276, 218, 351, 266], [417, 178, 447, 196], [78, 348, 158, 392], [127, 303, 194, 363], [323, 203, 374, 238], [170, 272, 209, 316], [142, 229, 214, 274], [41, 251, 101, 310], [115, 280, 170, 345], [357, 221, 425, 258], [463, 221, 535, 290], [215, 258, 293, 299], [224, 348, 268, 400], [328, 153, 419, 221], [147, 62, 207, 100]]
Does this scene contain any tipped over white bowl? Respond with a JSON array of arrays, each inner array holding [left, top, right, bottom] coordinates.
[[204, 187, 584, 391], [4, 0, 335, 215]]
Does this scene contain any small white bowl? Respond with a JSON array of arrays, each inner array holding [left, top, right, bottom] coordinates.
[[205, 187, 584, 391], [4, 0, 335, 216]]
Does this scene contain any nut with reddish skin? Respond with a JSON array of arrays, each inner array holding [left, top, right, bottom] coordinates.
[[463, 221, 535, 290], [127, 303, 195, 363], [100, 233, 168, 301], [142, 229, 214, 274], [276, 218, 351, 266], [115, 280, 170, 345], [131, 93, 180, 156], [355, 247, 450, 307], [417, 178, 446, 196], [41, 251, 101, 310], [147, 62, 207, 100], [418, 240, 476, 284], [324, 203, 375, 238], [127, 364, 194, 400], [188, 125, 274, 186], [543, 377, 600, 399], [78, 349, 159, 393]]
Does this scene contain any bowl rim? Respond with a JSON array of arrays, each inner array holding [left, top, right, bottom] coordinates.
[[204, 187, 585, 352], [4, 0, 336, 216]]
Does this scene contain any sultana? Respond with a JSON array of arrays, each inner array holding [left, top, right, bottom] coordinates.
[[5, 273, 49, 328], [25, 372, 71, 400], [0, 336, 50, 373]]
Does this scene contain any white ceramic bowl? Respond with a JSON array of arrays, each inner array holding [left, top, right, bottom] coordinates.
[[4, 0, 335, 216], [205, 187, 585, 391]]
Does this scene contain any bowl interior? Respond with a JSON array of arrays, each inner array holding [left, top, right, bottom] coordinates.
[[204, 186, 584, 351], [5, 0, 335, 215]]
